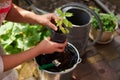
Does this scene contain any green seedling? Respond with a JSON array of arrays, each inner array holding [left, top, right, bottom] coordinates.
[[55, 8, 73, 34]]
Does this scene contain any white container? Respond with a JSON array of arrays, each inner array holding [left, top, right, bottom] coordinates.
[[35, 42, 81, 80]]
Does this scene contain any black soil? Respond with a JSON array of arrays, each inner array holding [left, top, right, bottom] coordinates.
[[35, 43, 78, 72]]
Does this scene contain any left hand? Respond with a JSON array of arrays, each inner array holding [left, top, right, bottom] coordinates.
[[34, 37, 67, 54]]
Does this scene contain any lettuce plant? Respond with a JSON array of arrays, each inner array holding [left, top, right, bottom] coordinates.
[[91, 8, 118, 32], [0, 21, 51, 54]]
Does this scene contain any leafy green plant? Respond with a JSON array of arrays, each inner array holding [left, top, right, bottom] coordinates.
[[91, 8, 118, 32], [55, 8, 73, 34], [0, 21, 51, 54]]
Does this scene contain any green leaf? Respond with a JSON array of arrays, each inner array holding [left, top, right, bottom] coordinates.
[[56, 20, 62, 27], [68, 21, 73, 28], [60, 27, 66, 34], [65, 12, 73, 17], [64, 28, 69, 34], [55, 8, 73, 34], [63, 19, 69, 27], [17, 38, 24, 49], [0, 22, 13, 35], [56, 8, 63, 17]]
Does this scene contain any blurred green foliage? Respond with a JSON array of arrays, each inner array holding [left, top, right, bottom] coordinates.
[[0, 21, 51, 54]]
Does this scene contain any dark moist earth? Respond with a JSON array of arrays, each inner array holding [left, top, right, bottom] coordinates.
[[35, 43, 78, 72], [17, 0, 120, 15]]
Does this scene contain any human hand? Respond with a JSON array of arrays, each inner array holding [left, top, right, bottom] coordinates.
[[37, 13, 59, 31], [35, 37, 67, 54]]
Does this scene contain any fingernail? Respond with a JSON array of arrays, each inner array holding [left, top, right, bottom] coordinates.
[[55, 27, 57, 31]]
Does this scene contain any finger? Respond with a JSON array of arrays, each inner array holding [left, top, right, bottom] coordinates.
[[54, 42, 67, 49], [47, 21, 57, 31], [50, 13, 62, 25], [56, 48, 65, 52], [50, 13, 59, 20], [45, 37, 50, 40]]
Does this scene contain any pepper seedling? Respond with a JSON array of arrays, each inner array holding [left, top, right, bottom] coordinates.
[[55, 8, 73, 34]]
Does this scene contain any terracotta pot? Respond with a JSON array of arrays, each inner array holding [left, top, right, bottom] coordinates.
[[90, 13, 118, 44], [89, 27, 114, 44]]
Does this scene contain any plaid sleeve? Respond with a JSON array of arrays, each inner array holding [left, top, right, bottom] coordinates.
[[0, 56, 4, 73]]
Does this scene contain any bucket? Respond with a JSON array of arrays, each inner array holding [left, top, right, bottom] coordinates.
[[35, 42, 81, 80], [61, 7, 91, 55], [59, 2, 103, 56]]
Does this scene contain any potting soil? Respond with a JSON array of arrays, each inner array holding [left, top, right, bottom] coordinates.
[[35, 44, 78, 72]]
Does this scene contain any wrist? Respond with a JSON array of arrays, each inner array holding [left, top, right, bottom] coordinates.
[[31, 45, 43, 56], [24, 11, 39, 24]]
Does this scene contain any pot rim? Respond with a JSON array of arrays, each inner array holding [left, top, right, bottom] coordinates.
[[60, 6, 92, 28]]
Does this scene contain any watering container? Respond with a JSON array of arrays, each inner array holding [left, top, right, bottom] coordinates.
[[59, 2, 103, 56]]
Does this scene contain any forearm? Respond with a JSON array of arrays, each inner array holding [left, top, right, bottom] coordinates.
[[5, 3, 58, 30], [1, 35, 67, 71], [1, 47, 40, 71], [5, 3, 40, 24]]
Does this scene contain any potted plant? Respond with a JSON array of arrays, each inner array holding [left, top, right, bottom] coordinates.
[[89, 8, 118, 44], [50, 8, 73, 43], [35, 8, 81, 80]]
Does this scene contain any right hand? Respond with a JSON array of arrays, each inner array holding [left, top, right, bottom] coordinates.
[[35, 37, 67, 54], [35, 13, 60, 31]]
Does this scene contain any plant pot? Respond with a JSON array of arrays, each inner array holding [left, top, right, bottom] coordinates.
[[51, 30, 66, 43], [89, 27, 114, 44], [59, 2, 103, 56], [90, 13, 118, 44], [35, 42, 81, 80], [35, 28, 81, 80]]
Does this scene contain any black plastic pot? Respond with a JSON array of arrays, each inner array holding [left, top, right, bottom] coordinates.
[[50, 30, 66, 43]]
